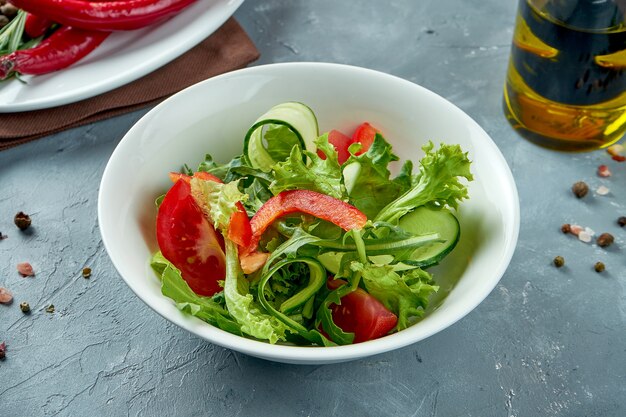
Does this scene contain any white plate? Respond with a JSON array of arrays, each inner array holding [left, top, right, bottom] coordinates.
[[99, 63, 520, 364], [0, 0, 244, 113]]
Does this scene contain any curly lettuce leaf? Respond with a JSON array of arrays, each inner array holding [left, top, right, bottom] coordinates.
[[352, 262, 439, 330], [270, 134, 345, 199], [190, 178, 247, 231], [224, 240, 290, 343], [343, 134, 406, 218], [375, 142, 472, 223]]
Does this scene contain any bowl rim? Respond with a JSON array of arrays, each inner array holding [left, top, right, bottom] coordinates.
[[98, 62, 520, 363]]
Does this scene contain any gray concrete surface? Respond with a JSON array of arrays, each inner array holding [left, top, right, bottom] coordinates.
[[1, 0, 625, 416]]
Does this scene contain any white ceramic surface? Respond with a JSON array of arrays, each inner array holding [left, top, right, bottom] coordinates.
[[98, 63, 520, 365], [0, 0, 243, 113]]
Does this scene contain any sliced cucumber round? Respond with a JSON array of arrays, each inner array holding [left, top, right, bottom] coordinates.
[[243, 102, 319, 171], [398, 206, 460, 268]]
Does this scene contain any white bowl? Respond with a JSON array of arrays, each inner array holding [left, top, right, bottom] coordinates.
[[98, 62, 519, 365]]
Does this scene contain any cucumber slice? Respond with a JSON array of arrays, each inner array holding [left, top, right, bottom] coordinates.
[[342, 161, 361, 195], [317, 207, 458, 273], [398, 206, 460, 268], [243, 102, 319, 171]]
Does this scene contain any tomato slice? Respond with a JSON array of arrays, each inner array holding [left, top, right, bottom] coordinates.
[[327, 279, 397, 343], [156, 179, 226, 296], [352, 122, 380, 155], [317, 129, 354, 164], [168, 171, 252, 248]]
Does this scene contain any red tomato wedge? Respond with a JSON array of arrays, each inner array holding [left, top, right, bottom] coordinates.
[[327, 279, 398, 343], [168, 171, 252, 248], [317, 129, 354, 164], [352, 122, 380, 155], [247, 190, 368, 253], [157, 180, 226, 296]]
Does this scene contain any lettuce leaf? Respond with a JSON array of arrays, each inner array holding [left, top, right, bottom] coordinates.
[[150, 252, 242, 335], [223, 240, 290, 343], [343, 134, 406, 218], [352, 262, 439, 330], [375, 142, 472, 223], [190, 178, 247, 231], [264, 124, 303, 162], [270, 134, 345, 199]]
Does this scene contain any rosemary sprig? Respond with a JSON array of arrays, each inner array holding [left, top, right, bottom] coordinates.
[[0, 10, 27, 56]]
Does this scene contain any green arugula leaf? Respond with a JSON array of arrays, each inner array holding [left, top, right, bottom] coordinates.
[[150, 252, 242, 335], [315, 285, 355, 345]]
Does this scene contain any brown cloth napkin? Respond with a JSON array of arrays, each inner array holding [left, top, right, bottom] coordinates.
[[0, 18, 260, 151]]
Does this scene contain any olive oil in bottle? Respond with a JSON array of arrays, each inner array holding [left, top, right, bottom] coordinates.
[[504, 0, 626, 150]]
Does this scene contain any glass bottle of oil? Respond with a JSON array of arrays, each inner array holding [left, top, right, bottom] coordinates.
[[504, 0, 626, 150]]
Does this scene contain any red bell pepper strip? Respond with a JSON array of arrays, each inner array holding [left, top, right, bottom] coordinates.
[[247, 190, 368, 252], [168, 172, 252, 248], [9, 0, 198, 32], [24, 13, 53, 38], [0, 26, 109, 80]]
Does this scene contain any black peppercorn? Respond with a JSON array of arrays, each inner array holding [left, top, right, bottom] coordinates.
[[594, 262, 605, 273], [618, 217, 626, 227], [572, 181, 589, 198], [561, 224, 571, 234], [14, 212, 31, 230], [597, 233, 614, 248], [553, 256, 565, 268], [19, 302, 30, 314]]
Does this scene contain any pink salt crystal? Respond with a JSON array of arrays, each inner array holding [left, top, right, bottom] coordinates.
[[570, 225, 583, 236], [598, 165, 611, 177], [0, 287, 13, 304], [17, 262, 34, 277]]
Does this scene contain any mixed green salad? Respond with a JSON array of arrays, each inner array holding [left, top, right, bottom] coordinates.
[[151, 102, 472, 346]]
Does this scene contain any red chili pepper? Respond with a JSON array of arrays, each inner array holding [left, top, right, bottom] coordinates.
[[247, 190, 368, 252], [0, 27, 109, 80], [24, 13, 54, 38], [10, 0, 198, 32], [168, 172, 252, 248]]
